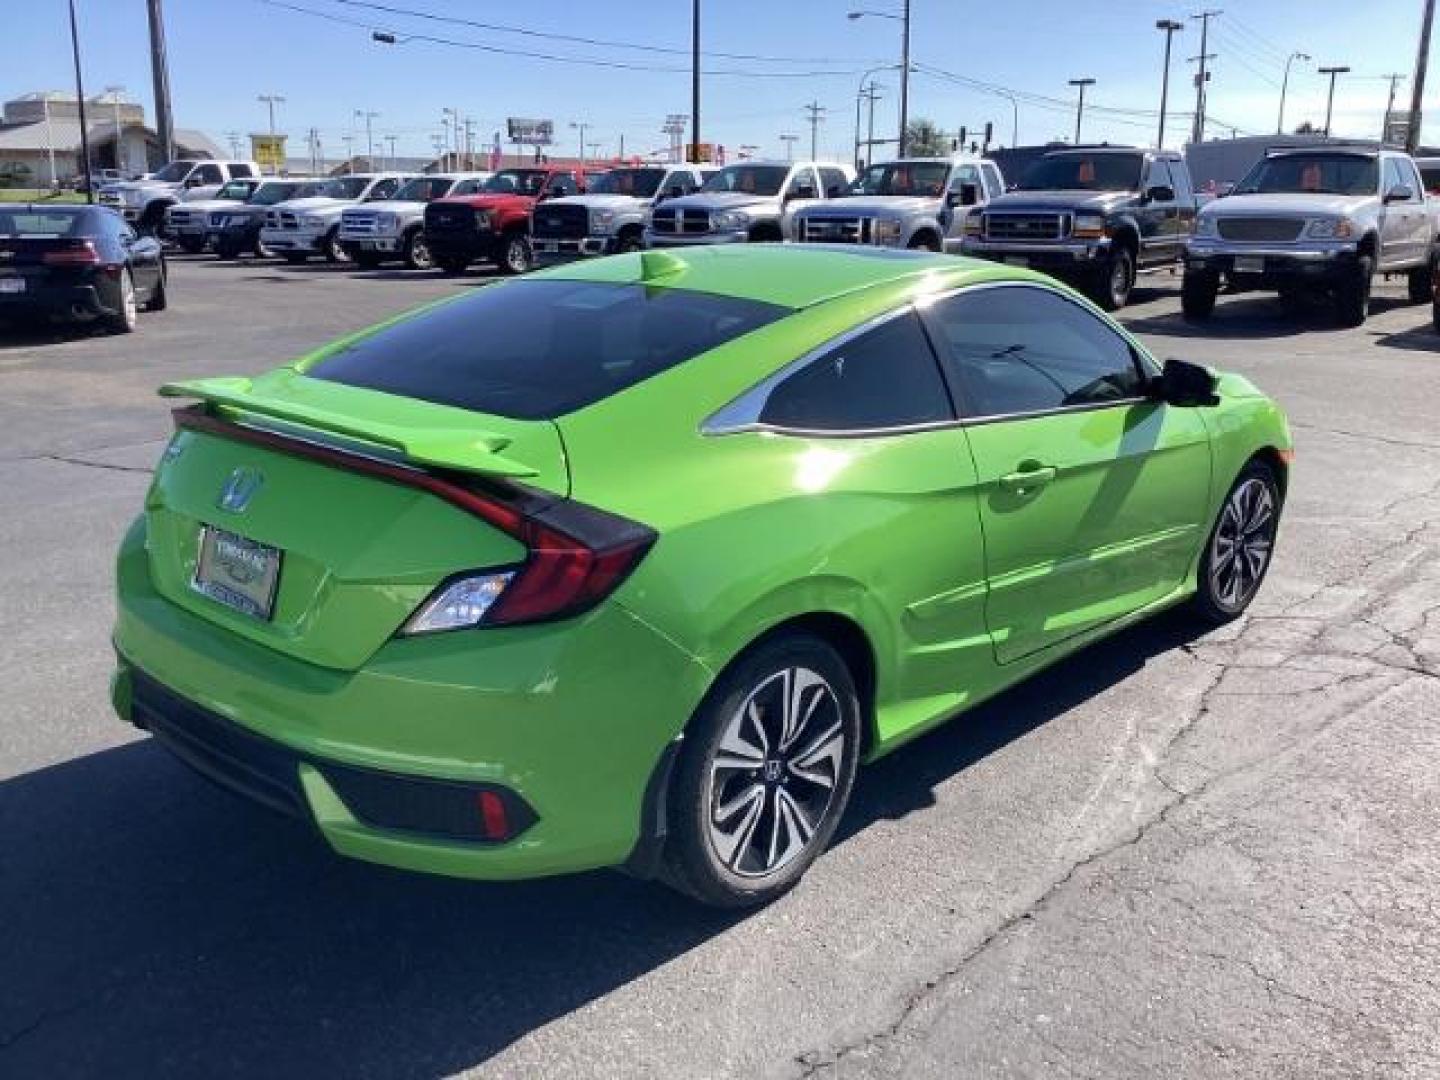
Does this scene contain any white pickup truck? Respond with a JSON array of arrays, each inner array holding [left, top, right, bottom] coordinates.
[[337, 173, 491, 270], [97, 159, 262, 236], [260, 173, 413, 263]]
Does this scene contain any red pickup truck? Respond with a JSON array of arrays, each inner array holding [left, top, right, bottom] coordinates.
[[423, 166, 605, 275]]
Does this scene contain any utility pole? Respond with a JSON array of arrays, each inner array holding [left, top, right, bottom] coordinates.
[[1408, 0, 1435, 153], [67, 0, 93, 201], [898, 0, 911, 156], [691, 0, 701, 163], [866, 85, 882, 166], [1068, 78, 1095, 144], [463, 119, 476, 168], [355, 110, 378, 167], [571, 120, 588, 166], [1190, 9, 1222, 145], [1278, 52, 1311, 133], [146, 0, 175, 163], [226, 130, 242, 159], [258, 94, 284, 135], [104, 85, 126, 173], [803, 100, 827, 160], [1318, 65, 1350, 136], [779, 133, 799, 161], [1156, 20, 1183, 149], [1381, 72, 1406, 142], [385, 134, 398, 170]]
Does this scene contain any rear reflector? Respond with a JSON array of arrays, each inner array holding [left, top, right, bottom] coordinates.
[[478, 791, 510, 840]]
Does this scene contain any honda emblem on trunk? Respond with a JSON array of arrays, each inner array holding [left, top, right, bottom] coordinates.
[[217, 467, 263, 513]]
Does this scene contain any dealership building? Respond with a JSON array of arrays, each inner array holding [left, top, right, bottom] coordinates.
[[0, 91, 220, 186]]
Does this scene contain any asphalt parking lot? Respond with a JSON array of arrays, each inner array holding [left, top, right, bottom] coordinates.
[[2, 255, 1438, 1079]]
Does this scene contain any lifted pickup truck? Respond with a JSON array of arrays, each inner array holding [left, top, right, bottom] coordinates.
[[1184, 147, 1438, 326], [962, 146, 1198, 310], [97, 159, 261, 236], [644, 161, 854, 247], [260, 173, 412, 263], [164, 177, 263, 253], [790, 156, 1004, 251], [529, 165, 712, 263], [337, 173, 491, 270], [423, 167, 604, 275]]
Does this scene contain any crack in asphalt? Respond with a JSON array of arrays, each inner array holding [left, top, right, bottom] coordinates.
[[1287, 421, 1440, 454], [39, 453, 154, 475]]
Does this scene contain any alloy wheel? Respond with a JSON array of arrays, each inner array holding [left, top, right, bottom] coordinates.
[[706, 666, 846, 879], [1209, 476, 1276, 612], [119, 271, 137, 329]]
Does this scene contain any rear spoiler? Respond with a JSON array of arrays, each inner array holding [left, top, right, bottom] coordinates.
[[159, 376, 539, 478]]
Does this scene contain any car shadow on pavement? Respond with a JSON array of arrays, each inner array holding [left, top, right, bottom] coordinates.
[[0, 318, 108, 349], [0, 611, 1206, 1077], [1371, 322, 1439, 353], [1121, 293, 1413, 341]]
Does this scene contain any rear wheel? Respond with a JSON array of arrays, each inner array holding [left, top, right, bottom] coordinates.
[[138, 204, 169, 239], [1181, 268, 1219, 320], [661, 634, 861, 908], [497, 232, 533, 274], [1336, 254, 1373, 328], [1092, 246, 1135, 311], [106, 270, 138, 333], [1192, 460, 1281, 624], [176, 236, 206, 255]]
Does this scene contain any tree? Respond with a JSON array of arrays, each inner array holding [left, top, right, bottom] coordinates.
[[904, 118, 948, 157], [1293, 121, 1318, 135]]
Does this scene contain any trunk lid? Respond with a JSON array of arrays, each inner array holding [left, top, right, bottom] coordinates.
[[147, 370, 570, 670]]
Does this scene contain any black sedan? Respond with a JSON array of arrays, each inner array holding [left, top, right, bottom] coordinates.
[[0, 204, 165, 333]]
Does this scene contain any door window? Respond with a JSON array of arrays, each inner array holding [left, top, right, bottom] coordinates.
[[1145, 158, 1175, 199], [758, 310, 953, 432], [923, 286, 1148, 419], [981, 163, 1003, 199], [369, 177, 401, 199], [819, 167, 849, 198], [1384, 157, 1419, 201], [229, 163, 255, 178], [193, 164, 223, 185], [548, 172, 580, 196], [786, 167, 821, 199]]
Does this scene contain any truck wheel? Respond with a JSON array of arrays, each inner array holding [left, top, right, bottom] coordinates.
[[138, 204, 169, 239], [282, 252, 308, 264], [1407, 259, 1435, 304], [354, 252, 383, 270], [907, 232, 942, 252], [323, 229, 349, 264], [497, 232, 533, 274], [402, 230, 434, 271], [176, 236, 206, 255], [251, 234, 272, 259], [1181, 269, 1219, 320], [615, 230, 643, 254], [437, 257, 469, 276], [1092, 247, 1135, 311], [214, 239, 240, 260], [1337, 255, 1373, 328]]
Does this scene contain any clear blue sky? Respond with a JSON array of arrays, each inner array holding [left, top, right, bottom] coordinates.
[[8, 0, 1435, 163]]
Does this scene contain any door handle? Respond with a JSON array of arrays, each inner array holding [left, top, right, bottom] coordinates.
[[998, 465, 1057, 493]]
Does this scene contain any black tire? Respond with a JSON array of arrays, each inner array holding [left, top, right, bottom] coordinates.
[[251, 234, 272, 259], [1336, 255, 1373, 328], [323, 228, 349, 264], [402, 229, 433, 271], [1434, 296, 1440, 333], [138, 204, 169, 239], [1192, 460, 1282, 625], [142, 265, 167, 312], [437, 256, 469, 276], [749, 225, 784, 244], [214, 239, 240, 260], [614, 229, 643, 254], [281, 252, 309, 264], [1181, 269, 1219, 320], [1407, 259, 1434, 304], [106, 269, 138, 333], [353, 252, 384, 270], [661, 633, 862, 908], [497, 232, 533, 275], [907, 232, 942, 252], [1092, 246, 1135, 311], [176, 236, 206, 255]]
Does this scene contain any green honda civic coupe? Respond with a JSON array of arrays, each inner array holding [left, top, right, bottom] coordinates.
[[111, 246, 1291, 906]]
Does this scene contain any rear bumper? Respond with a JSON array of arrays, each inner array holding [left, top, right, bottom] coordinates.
[[111, 515, 711, 881], [0, 281, 110, 319]]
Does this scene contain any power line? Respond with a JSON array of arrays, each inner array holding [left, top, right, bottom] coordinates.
[[1224, 13, 1292, 65]]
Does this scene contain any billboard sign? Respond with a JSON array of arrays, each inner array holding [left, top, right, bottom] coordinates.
[[507, 118, 554, 146], [250, 133, 287, 170]]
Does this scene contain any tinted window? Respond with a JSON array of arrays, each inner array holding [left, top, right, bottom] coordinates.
[[230, 164, 255, 178], [981, 164, 1003, 199], [483, 170, 547, 194], [1169, 159, 1194, 204], [1017, 153, 1145, 192], [854, 161, 949, 196], [1383, 157, 1419, 200], [1234, 154, 1378, 196], [1146, 158, 1175, 197], [548, 173, 579, 196], [308, 281, 789, 420], [758, 311, 952, 431], [194, 164, 224, 185], [0, 208, 91, 236], [367, 177, 401, 199], [395, 176, 456, 201], [819, 167, 849, 198], [924, 286, 1145, 418], [701, 165, 789, 196], [1419, 164, 1440, 195], [590, 169, 666, 197]]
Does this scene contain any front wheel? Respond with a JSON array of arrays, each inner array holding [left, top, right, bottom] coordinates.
[[1192, 461, 1281, 624], [907, 232, 942, 252], [497, 232, 533, 274], [437, 256, 469, 276], [251, 234, 272, 259], [1408, 259, 1435, 304], [323, 229, 349, 264], [1092, 247, 1135, 311], [661, 634, 861, 908], [1181, 269, 1219, 320], [614, 230, 643, 254], [402, 230, 433, 271], [1336, 255, 1373, 328], [176, 236, 206, 255]]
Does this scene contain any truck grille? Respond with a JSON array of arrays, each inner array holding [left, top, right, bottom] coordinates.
[[798, 216, 867, 243], [341, 210, 379, 235], [531, 204, 590, 240], [650, 207, 711, 235], [984, 212, 1069, 242], [1216, 217, 1305, 243], [424, 204, 478, 233], [167, 210, 195, 227]]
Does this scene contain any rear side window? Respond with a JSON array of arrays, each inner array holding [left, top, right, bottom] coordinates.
[[924, 286, 1146, 418], [230, 163, 255, 178], [758, 311, 952, 432], [308, 281, 790, 420]]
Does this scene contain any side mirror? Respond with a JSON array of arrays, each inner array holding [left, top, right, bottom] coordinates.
[[1150, 358, 1219, 408], [1384, 184, 1414, 204], [1145, 184, 1176, 203]]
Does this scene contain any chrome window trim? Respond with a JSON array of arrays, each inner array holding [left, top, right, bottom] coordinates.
[[701, 279, 1159, 439]]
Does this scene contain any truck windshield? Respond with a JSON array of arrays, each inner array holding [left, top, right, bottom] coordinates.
[[394, 177, 456, 202], [1017, 154, 1144, 191], [216, 181, 253, 200], [320, 177, 370, 199], [701, 165, 789, 197], [483, 170, 548, 194], [586, 169, 665, 197], [249, 183, 317, 205], [1233, 154, 1380, 196], [150, 162, 196, 183], [851, 162, 950, 196]]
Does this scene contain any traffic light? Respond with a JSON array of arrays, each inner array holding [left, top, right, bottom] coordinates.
[[983, 122, 993, 151]]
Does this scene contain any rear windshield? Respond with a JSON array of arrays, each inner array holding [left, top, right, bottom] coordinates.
[[307, 280, 791, 419], [0, 208, 93, 237]]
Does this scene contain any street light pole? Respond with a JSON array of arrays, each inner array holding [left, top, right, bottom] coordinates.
[[1068, 77, 1095, 144], [691, 0, 701, 163], [355, 110, 378, 167], [1155, 21, 1183, 149], [779, 133, 798, 161], [571, 120, 588, 166], [1407, 0, 1435, 154], [1319, 65, 1351, 137], [66, 0, 94, 201], [847, 9, 911, 156], [1277, 52, 1311, 134]]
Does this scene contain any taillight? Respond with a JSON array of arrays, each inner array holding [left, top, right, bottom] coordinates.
[[43, 240, 103, 266]]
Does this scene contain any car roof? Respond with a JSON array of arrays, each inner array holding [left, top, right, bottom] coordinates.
[[534, 244, 1024, 309]]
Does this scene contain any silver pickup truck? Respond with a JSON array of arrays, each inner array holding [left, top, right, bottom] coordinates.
[[789, 156, 1004, 252], [1184, 146, 1438, 326], [644, 161, 854, 247], [260, 173, 413, 263]]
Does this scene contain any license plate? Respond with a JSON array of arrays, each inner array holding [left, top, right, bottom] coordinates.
[[192, 526, 282, 621], [1234, 255, 1265, 273], [1003, 255, 1029, 266], [0, 277, 24, 294]]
